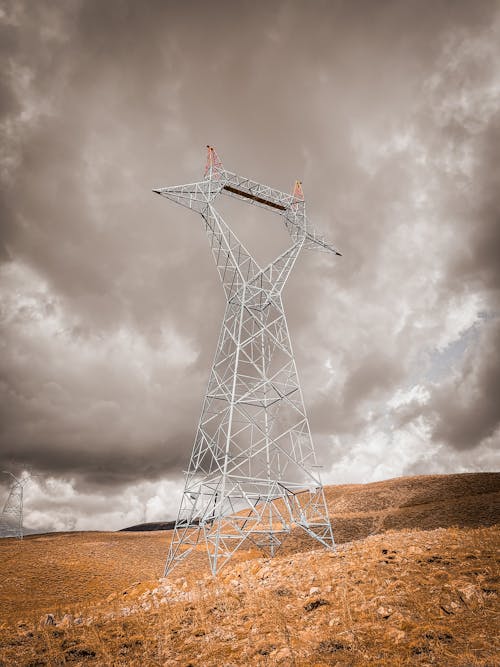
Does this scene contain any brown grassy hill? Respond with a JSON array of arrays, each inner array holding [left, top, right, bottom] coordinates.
[[0, 472, 498, 666], [326, 472, 500, 544], [120, 472, 499, 541]]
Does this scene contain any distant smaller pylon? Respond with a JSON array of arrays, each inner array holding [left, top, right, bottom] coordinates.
[[0, 472, 33, 539], [204, 145, 224, 179]]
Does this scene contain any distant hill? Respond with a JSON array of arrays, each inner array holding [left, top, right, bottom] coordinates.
[[119, 472, 500, 541], [119, 520, 176, 532], [325, 471, 500, 544], [0, 520, 41, 539]]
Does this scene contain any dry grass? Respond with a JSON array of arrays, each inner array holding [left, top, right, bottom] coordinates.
[[0, 531, 168, 621], [326, 472, 500, 544], [0, 472, 499, 666]]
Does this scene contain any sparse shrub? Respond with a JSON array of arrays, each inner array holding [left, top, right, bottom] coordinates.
[[65, 646, 96, 660]]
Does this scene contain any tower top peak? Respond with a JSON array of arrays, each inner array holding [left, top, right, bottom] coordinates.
[[204, 145, 224, 179], [292, 179, 305, 201]]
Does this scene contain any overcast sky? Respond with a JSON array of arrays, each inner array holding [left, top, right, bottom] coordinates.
[[1, 0, 499, 532]]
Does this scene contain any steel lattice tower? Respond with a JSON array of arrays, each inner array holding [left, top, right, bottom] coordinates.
[[154, 147, 341, 576], [0, 472, 31, 539]]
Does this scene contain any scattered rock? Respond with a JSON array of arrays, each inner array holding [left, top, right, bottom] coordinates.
[[41, 614, 55, 626], [387, 628, 407, 643], [255, 643, 276, 656], [376, 606, 393, 619], [440, 603, 455, 615], [309, 586, 321, 595], [273, 646, 292, 660], [59, 614, 73, 628], [304, 598, 329, 612], [458, 583, 482, 603]]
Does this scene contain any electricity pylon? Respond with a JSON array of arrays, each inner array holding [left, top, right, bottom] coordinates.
[[154, 147, 341, 576], [0, 472, 32, 539]]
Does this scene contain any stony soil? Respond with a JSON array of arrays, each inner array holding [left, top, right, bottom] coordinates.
[[0, 472, 498, 666]]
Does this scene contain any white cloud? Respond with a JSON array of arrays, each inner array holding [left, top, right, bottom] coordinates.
[[22, 474, 185, 532]]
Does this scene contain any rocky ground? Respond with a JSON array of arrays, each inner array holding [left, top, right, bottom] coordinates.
[[0, 473, 498, 666]]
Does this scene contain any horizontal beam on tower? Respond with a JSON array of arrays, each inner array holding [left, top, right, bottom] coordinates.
[[222, 171, 298, 210], [222, 185, 287, 211]]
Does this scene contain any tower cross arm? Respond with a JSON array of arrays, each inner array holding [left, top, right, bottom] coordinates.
[[152, 179, 222, 213], [304, 227, 342, 255], [287, 180, 342, 256], [285, 213, 342, 256]]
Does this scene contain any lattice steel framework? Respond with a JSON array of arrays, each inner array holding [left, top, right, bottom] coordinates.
[[0, 472, 31, 539], [154, 147, 341, 576]]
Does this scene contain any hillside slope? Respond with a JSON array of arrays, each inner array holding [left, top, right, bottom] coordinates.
[[1, 473, 498, 620], [0, 472, 498, 666], [121, 471, 500, 543], [326, 471, 500, 543], [0, 526, 498, 666]]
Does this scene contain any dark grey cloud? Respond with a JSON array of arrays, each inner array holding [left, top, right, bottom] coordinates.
[[450, 113, 500, 294], [0, 0, 499, 529], [430, 319, 500, 449], [393, 61, 500, 453]]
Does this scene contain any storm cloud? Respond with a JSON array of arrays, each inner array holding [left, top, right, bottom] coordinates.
[[0, 0, 499, 531]]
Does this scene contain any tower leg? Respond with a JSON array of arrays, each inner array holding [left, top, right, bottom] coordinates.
[[164, 293, 334, 577]]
